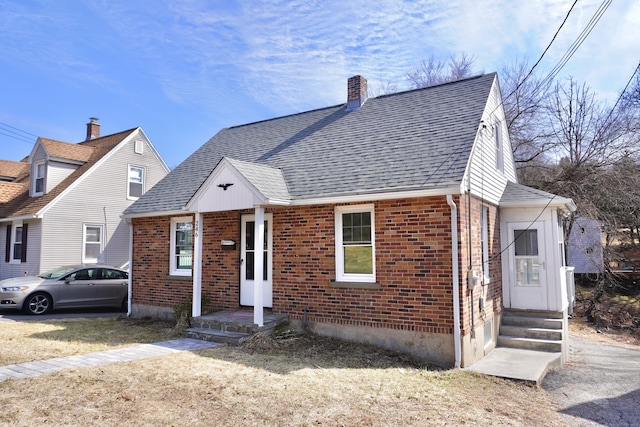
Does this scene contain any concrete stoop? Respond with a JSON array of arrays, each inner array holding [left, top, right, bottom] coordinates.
[[185, 310, 289, 346], [498, 309, 564, 353]]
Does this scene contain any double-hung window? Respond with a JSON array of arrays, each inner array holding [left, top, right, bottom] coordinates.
[[170, 217, 193, 276], [12, 224, 23, 262], [83, 225, 104, 264], [33, 161, 45, 195], [6, 221, 27, 264], [335, 205, 375, 282], [128, 165, 145, 199]]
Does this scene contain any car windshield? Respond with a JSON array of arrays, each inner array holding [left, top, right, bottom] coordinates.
[[38, 266, 79, 279]]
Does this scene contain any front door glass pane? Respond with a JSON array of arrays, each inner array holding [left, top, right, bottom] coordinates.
[[514, 229, 540, 286], [245, 221, 268, 281]]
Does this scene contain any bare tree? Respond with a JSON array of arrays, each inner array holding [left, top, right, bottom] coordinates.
[[406, 53, 477, 89], [499, 60, 554, 168]]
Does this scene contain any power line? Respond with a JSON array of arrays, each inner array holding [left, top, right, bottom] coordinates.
[[0, 121, 38, 145], [502, 0, 578, 104]]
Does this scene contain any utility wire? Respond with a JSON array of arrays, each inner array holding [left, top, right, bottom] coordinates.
[[0, 121, 39, 145], [502, 0, 578, 104]]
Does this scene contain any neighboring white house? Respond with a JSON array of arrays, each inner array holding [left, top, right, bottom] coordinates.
[[567, 217, 604, 275], [0, 119, 170, 280]]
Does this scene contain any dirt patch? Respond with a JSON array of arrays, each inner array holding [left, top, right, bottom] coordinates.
[[571, 284, 640, 346]]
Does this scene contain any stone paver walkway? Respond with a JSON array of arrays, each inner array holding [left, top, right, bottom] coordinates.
[[0, 338, 219, 382]]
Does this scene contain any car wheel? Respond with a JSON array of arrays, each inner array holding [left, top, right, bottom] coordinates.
[[23, 292, 52, 315]]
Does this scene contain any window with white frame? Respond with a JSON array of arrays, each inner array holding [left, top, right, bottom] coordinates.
[[128, 165, 145, 199], [11, 222, 23, 263], [481, 206, 490, 280], [170, 217, 193, 276], [495, 122, 504, 174], [335, 205, 375, 282], [33, 161, 45, 195], [83, 225, 104, 264]]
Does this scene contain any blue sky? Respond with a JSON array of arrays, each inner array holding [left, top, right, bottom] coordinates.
[[1, 0, 638, 169]]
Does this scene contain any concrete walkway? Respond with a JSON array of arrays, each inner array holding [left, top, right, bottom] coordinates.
[[0, 338, 219, 382]]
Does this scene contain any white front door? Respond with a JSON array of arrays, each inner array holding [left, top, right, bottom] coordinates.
[[507, 222, 547, 310], [240, 214, 273, 307]]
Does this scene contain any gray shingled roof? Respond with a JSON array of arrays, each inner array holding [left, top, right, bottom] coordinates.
[[226, 157, 291, 202], [500, 181, 576, 210], [125, 73, 496, 215]]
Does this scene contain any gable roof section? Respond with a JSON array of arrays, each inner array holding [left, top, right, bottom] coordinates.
[[0, 128, 137, 219], [127, 73, 497, 216], [38, 137, 95, 163]]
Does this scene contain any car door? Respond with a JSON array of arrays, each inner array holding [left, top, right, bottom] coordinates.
[[94, 268, 128, 307], [57, 268, 99, 308]]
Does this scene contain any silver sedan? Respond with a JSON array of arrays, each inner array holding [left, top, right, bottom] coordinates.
[[0, 265, 129, 315]]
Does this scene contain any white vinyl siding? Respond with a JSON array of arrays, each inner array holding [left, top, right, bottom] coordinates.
[[466, 78, 517, 205], [38, 130, 169, 272], [46, 161, 79, 193], [0, 221, 41, 280]]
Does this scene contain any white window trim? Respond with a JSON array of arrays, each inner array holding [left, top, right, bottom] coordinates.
[[335, 204, 376, 283], [481, 207, 490, 280], [170, 216, 193, 276], [9, 220, 23, 264], [33, 160, 45, 196], [82, 224, 104, 264], [127, 164, 146, 200]]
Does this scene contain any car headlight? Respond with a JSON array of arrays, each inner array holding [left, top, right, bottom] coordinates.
[[1, 286, 29, 292]]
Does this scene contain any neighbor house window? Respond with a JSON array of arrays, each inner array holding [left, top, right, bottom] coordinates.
[[128, 165, 145, 199], [6, 221, 27, 264], [33, 161, 45, 195], [83, 225, 104, 264], [335, 205, 375, 282], [170, 217, 193, 276]]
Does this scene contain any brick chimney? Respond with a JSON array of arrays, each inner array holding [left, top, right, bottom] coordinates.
[[346, 75, 368, 111], [86, 117, 100, 140]]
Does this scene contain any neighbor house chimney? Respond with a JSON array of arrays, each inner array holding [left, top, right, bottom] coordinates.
[[346, 75, 368, 111], [86, 117, 100, 140]]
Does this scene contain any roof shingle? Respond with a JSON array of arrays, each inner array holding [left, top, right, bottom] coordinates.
[[126, 73, 496, 215]]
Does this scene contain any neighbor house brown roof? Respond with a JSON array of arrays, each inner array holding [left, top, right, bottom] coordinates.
[[0, 159, 29, 181], [39, 138, 95, 163], [0, 129, 137, 219]]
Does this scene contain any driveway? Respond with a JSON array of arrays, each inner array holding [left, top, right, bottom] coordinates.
[[543, 335, 640, 426], [0, 307, 125, 322]]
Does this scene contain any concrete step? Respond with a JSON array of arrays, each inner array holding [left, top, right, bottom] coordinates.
[[185, 327, 252, 345], [503, 309, 563, 319], [497, 335, 562, 353], [501, 314, 563, 330], [499, 325, 563, 341]]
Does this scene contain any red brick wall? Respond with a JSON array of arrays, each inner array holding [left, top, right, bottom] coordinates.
[[457, 196, 502, 336], [131, 195, 503, 336]]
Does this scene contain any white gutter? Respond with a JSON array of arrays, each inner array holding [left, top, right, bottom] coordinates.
[[127, 222, 133, 317], [447, 195, 462, 368]]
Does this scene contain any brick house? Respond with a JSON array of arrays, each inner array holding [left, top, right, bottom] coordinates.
[[123, 74, 576, 368]]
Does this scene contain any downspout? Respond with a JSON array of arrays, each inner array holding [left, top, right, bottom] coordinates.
[[447, 195, 462, 368], [127, 222, 133, 317]]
